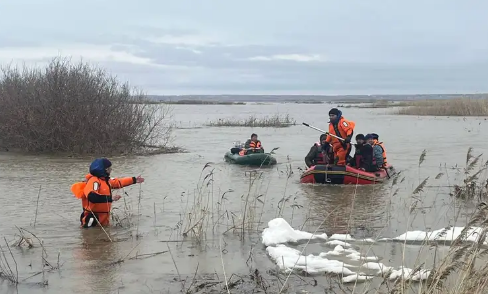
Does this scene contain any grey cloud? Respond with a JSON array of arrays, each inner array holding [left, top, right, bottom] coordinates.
[[92, 57, 488, 95], [1, 0, 488, 93], [127, 40, 309, 68]]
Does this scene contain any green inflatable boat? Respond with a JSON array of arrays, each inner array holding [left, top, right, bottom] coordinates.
[[224, 148, 277, 166]]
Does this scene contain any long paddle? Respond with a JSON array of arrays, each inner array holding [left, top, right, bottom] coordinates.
[[302, 122, 346, 142]]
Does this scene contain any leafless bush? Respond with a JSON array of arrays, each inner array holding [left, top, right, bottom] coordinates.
[[0, 56, 174, 155]]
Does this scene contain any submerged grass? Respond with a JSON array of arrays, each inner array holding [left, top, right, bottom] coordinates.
[[0, 227, 62, 288], [206, 114, 297, 128], [395, 97, 488, 116], [173, 148, 488, 294], [179, 163, 281, 243], [341, 149, 487, 294]]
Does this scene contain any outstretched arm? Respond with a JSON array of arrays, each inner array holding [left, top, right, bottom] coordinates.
[[110, 176, 144, 189], [110, 177, 136, 189]]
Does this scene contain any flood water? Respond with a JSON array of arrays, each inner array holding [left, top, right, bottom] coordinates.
[[1, 103, 487, 293]]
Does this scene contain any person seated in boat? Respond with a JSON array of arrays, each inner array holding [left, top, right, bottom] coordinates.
[[348, 134, 365, 167], [325, 108, 355, 166], [239, 133, 264, 155], [359, 134, 384, 172], [371, 133, 388, 167], [305, 134, 333, 168], [71, 158, 145, 228]]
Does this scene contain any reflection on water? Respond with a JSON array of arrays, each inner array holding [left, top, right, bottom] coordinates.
[[302, 183, 391, 238], [0, 104, 487, 293], [72, 229, 121, 293]]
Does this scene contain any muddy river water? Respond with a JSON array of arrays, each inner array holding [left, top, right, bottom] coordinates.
[[0, 103, 487, 293]]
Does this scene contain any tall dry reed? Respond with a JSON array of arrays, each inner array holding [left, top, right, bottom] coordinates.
[[206, 114, 297, 128], [395, 98, 488, 116]]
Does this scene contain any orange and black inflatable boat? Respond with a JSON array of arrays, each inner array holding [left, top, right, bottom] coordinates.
[[300, 164, 396, 185]]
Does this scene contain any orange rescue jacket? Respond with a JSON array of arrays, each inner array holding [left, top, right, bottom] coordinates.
[[239, 140, 262, 155], [373, 140, 388, 167], [72, 174, 136, 214], [326, 117, 355, 148], [83, 174, 136, 214]]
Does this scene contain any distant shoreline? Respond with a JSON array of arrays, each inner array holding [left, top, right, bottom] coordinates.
[[138, 93, 488, 105]]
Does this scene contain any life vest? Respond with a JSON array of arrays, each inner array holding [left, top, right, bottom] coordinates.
[[250, 141, 261, 149], [373, 140, 388, 167], [314, 142, 326, 164], [72, 174, 136, 227], [239, 140, 262, 156], [326, 117, 355, 148], [84, 175, 114, 214], [71, 174, 92, 209]]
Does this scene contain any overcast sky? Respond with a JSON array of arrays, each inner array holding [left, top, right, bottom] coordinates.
[[1, 0, 487, 95]]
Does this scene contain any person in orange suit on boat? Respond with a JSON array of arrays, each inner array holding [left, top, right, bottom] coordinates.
[[73, 158, 144, 228], [239, 133, 264, 155], [325, 108, 355, 166]]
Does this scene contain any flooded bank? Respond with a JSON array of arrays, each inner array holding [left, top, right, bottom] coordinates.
[[1, 103, 487, 293]]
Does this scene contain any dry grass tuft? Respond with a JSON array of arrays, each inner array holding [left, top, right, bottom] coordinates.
[[179, 163, 276, 244], [373, 148, 488, 294], [395, 98, 488, 116], [1, 227, 63, 287], [0, 237, 18, 285], [450, 148, 488, 201], [206, 114, 296, 128]]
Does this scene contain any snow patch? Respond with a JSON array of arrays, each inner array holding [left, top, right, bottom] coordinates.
[[266, 244, 357, 275], [261, 218, 328, 246], [380, 226, 487, 245], [342, 274, 374, 283], [262, 218, 435, 284], [388, 267, 431, 281], [324, 240, 354, 248]]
